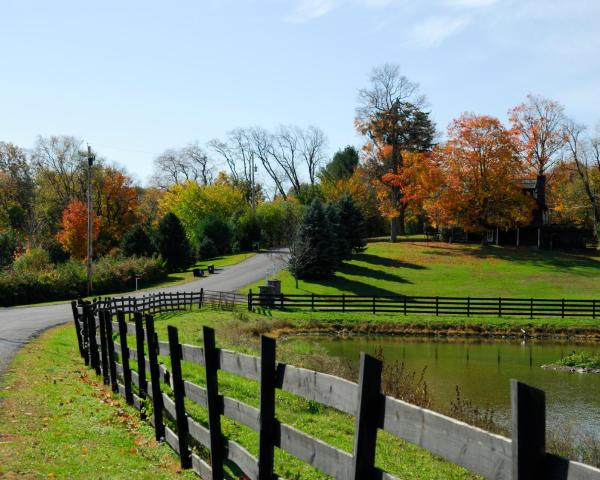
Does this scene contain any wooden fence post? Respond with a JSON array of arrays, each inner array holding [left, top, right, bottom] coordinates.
[[86, 304, 101, 375], [248, 289, 253, 311], [403, 295, 407, 316], [258, 335, 276, 480], [71, 301, 85, 359], [594, 299, 597, 320], [435, 296, 439, 316], [561, 298, 565, 319], [200, 288, 204, 309], [311, 293, 315, 311], [81, 303, 90, 366], [467, 297, 471, 318], [530, 298, 534, 320], [372, 296, 376, 315], [134, 312, 148, 411], [117, 311, 134, 405], [104, 312, 118, 393], [342, 294, 346, 313], [351, 353, 383, 479], [98, 309, 110, 385], [203, 326, 224, 480], [168, 326, 192, 469], [499, 297, 502, 317], [145, 314, 165, 441], [511, 380, 546, 480]]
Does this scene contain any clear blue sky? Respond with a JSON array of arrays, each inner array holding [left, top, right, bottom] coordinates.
[[1, 0, 598, 184]]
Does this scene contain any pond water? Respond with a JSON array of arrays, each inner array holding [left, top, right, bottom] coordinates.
[[287, 335, 600, 437]]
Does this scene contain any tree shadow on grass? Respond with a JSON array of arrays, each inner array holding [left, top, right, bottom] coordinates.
[[422, 244, 600, 272], [354, 253, 427, 270]]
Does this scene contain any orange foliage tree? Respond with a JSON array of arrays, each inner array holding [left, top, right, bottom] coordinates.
[[98, 168, 139, 253], [430, 114, 534, 233], [56, 199, 99, 259]]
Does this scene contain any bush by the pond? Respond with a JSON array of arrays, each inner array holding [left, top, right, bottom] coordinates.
[[557, 351, 600, 369], [0, 255, 167, 306]]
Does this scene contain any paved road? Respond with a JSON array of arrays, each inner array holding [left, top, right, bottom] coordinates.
[[0, 251, 287, 375]]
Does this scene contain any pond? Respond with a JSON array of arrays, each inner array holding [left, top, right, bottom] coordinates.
[[286, 335, 600, 437]]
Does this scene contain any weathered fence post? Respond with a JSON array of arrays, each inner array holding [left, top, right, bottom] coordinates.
[[86, 303, 101, 375], [71, 301, 85, 359], [258, 335, 276, 480], [467, 296, 471, 317], [248, 289, 253, 311], [594, 299, 597, 320], [117, 311, 134, 405], [98, 309, 110, 385], [530, 298, 534, 320], [342, 294, 346, 313], [435, 296, 439, 316], [203, 326, 224, 480], [561, 298, 565, 319], [199, 288, 204, 309], [168, 326, 192, 469], [311, 293, 315, 311], [134, 312, 148, 412], [351, 353, 383, 479], [280, 293, 284, 310], [104, 312, 118, 393], [403, 295, 407, 316], [80, 303, 90, 366], [145, 314, 165, 441], [499, 297, 502, 317], [511, 380, 546, 480], [372, 296, 376, 314]]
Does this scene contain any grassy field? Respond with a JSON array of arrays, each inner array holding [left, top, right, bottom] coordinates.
[[0, 326, 195, 479], [244, 238, 600, 299]]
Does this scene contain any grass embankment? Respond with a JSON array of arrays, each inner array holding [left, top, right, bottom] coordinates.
[[0, 326, 195, 479], [244, 238, 600, 299], [557, 351, 600, 369]]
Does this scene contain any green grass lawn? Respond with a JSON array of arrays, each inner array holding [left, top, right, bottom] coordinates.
[[0, 326, 195, 479], [244, 238, 600, 299]]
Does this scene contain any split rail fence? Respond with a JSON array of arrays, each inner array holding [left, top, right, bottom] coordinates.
[[250, 292, 600, 319], [71, 300, 600, 480]]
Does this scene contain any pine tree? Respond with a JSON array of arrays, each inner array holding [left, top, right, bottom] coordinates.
[[290, 199, 337, 279], [121, 225, 154, 258], [155, 213, 192, 271], [325, 202, 343, 266], [336, 194, 367, 257]]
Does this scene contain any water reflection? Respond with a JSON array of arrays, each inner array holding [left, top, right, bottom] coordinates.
[[287, 335, 600, 436]]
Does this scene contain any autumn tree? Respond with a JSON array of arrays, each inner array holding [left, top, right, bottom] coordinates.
[[509, 94, 566, 175], [56, 199, 99, 259], [431, 114, 533, 235], [0, 142, 34, 235], [356, 64, 436, 241], [563, 120, 600, 238]]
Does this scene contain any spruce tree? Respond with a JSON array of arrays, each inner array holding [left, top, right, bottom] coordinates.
[[325, 202, 343, 266], [290, 199, 337, 279], [336, 194, 367, 258], [155, 213, 192, 271]]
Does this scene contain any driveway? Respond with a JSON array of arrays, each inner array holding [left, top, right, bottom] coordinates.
[[0, 250, 287, 375]]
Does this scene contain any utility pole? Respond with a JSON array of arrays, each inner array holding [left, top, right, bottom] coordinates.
[[87, 145, 94, 296], [251, 154, 257, 219]]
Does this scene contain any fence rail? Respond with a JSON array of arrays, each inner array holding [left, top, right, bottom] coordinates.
[[72, 300, 600, 480], [250, 292, 600, 318]]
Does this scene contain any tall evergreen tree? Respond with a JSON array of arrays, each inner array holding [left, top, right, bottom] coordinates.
[[155, 213, 192, 271], [325, 202, 343, 266], [290, 199, 337, 279], [319, 146, 359, 182], [336, 194, 367, 257], [121, 224, 154, 258]]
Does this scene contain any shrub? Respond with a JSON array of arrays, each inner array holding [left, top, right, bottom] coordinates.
[[12, 248, 51, 273], [197, 237, 218, 260], [45, 239, 70, 264], [155, 213, 192, 271], [0, 256, 167, 307], [121, 225, 154, 258]]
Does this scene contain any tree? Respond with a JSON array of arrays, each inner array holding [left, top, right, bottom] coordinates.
[[336, 194, 367, 257], [256, 199, 303, 248], [325, 202, 342, 266], [319, 146, 359, 182], [121, 225, 154, 257], [509, 94, 566, 175], [97, 168, 139, 253], [0, 142, 34, 235], [56, 199, 100, 259], [0, 230, 18, 268], [356, 64, 436, 241], [431, 114, 533, 235], [290, 199, 337, 279], [155, 213, 192, 271], [193, 215, 231, 256], [563, 120, 600, 238], [153, 143, 213, 188]]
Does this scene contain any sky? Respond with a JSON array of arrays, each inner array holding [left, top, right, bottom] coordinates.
[[1, 0, 599, 185]]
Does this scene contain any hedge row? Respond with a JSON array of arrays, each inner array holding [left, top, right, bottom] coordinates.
[[0, 256, 167, 307]]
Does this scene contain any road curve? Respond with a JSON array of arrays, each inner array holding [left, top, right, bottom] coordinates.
[[0, 251, 287, 375]]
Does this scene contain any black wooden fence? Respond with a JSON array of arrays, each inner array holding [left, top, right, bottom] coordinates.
[[249, 292, 600, 318], [72, 302, 600, 480]]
